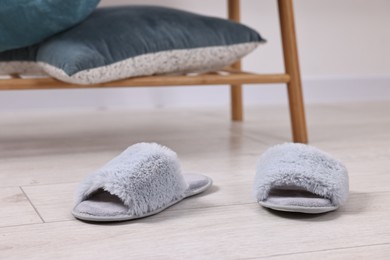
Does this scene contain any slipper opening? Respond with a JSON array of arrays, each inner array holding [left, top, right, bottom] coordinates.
[[74, 189, 129, 218], [264, 185, 333, 208]]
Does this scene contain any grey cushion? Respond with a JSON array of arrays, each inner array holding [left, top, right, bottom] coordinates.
[[37, 6, 265, 85]]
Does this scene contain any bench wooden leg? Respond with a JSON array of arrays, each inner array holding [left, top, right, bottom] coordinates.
[[230, 83, 244, 121], [278, 0, 308, 143], [228, 0, 244, 121]]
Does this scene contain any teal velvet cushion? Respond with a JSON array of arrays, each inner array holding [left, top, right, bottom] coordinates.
[[37, 6, 265, 85], [0, 0, 100, 52]]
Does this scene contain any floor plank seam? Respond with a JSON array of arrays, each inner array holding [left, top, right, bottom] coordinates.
[[18, 181, 78, 188], [0, 202, 259, 228], [40, 219, 75, 225], [19, 186, 46, 223], [0, 221, 46, 230], [241, 133, 271, 145], [241, 132, 285, 145], [160, 202, 258, 215], [238, 242, 390, 259]]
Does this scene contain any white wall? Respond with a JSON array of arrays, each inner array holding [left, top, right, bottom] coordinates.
[[1, 0, 390, 111]]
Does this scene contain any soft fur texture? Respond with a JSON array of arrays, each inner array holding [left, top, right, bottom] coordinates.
[[254, 143, 349, 207], [76, 143, 188, 216]]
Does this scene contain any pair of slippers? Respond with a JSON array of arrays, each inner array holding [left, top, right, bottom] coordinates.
[[72, 143, 349, 222]]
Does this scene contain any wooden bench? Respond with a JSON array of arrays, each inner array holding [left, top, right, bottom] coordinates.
[[0, 0, 308, 143]]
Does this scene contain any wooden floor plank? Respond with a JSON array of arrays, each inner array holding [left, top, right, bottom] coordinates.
[[0, 187, 42, 227], [1, 102, 390, 259], [1, 192, 390, 259], [267, 243, 390, 260]]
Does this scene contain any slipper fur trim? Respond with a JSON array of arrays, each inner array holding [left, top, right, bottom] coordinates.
[[254, 143, 349, 207], [75, 143, 188, 216]]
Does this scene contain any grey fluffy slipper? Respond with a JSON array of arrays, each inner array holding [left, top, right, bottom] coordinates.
[[254, 143, 349, 214], [72, 143, 212, 222]]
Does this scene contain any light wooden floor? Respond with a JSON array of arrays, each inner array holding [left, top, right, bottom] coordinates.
[[1, 102, 390, 259]]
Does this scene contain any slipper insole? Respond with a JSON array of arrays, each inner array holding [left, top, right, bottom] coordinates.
[[265, 187, 333, 208], [259, 185, 336, 213], [73, 173, 211, 220], [75, 189, 129, 217]]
